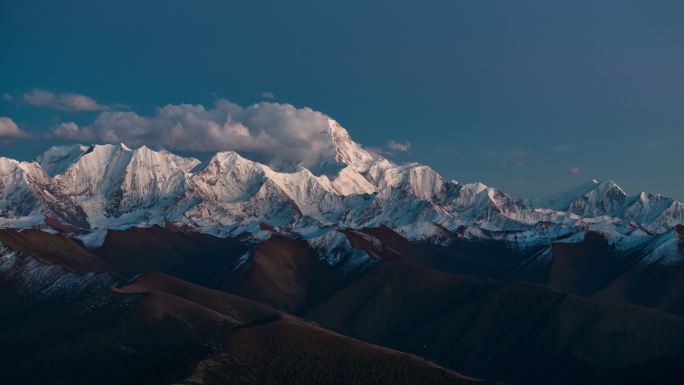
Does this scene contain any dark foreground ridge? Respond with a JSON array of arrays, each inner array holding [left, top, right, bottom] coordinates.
[[1, 225, 684, 385], [0, 270, 490, 385]]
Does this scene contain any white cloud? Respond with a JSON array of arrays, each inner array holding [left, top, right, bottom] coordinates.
[[261, 91, 275, 100], [0, 117, 30, 139], [51, 121, 94, 140], [23, 89, 112, 111], [52, 100, 346, 171], [1, 93, 12, 101], [568, 165, 581, 175], [387, 140, 412, 152]]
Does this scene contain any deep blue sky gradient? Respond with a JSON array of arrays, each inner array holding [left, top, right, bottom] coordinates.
[[1, 0, 683, 198]]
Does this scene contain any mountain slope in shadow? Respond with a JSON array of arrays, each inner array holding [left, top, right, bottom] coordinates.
[[0, 271, 491, 385], [2, 226, 684, 385], [305, 261, 684, 385], [353, 225, 684, 315]]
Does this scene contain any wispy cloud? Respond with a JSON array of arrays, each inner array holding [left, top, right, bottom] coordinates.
[[483, 149, 530, 168], [1, 93, 12, 102], [568, 165, 581, 175], [639, 135, 682, 154], [0, 117, 31, 141], [387, 140, 412, 152], [260, 91, 275, 100], [23, 89, 116, 112], [483, 149, 530, 159], [551, 144, 573, 153]]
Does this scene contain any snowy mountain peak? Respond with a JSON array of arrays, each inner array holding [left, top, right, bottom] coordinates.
[[39, 144, 202, 228], [35, 144, 90, 176], [0, 156, 88, 228], [530, 179, 625, 214], [525, 178, 684, 231], [130, 144, 200, 173], [326, 119, 378, 174], [54, 144, 135, 197], [210, 150, 264, 170], [466, 182, 489, 195], [595, 180, 626, 195], [190, 151, 269, 204], [565, 179, 627, 218], [0, 157, 49, 187], [366, 161, 445, 201], [0, 135, 682, 242]]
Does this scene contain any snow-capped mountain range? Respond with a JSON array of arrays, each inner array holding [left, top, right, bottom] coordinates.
[[1, 118, 682, 251]]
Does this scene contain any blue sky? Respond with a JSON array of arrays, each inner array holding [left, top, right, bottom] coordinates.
[[1, 0, 683, 199]]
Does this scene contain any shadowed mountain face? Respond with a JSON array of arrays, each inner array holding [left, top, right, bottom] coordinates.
[[1, 226, 684, 385], [94, 224, 250, 280], [306, 262, 684, 385], [217, 235, 348, 313], [1, 272, 488, 385], [544, 228, 684, 314], [0, 228, 111, 273], [11, 223, 684, 318], [348, 225, 684, 316]]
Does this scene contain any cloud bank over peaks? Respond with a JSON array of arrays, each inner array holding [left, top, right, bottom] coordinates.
[[51, 99, 375, 174], [23, 89, 116, 112], [52, 122, 93, 140]]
